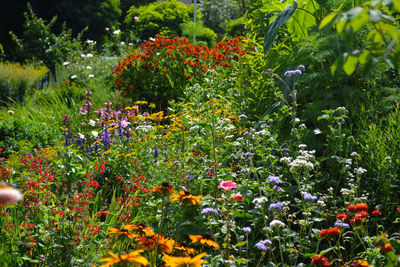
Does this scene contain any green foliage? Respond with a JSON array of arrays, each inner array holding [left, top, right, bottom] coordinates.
[[124, 0, 200, 41], [198, 0, 241, 38], [0, 117, 60, 154], [320, 0, 400, 74], [225, 16, 246, 37], [9, 4, 82, 72], [180, 21, 217, 46], [0, 62, 48, 104]]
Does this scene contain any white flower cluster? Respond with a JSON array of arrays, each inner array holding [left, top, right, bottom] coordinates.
[[253, 196, 268, 209]]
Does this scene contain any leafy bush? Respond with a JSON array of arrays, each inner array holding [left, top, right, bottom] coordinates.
[[0, 62, 48, 104], [124, 0, 200, 41], [9, 4, 82, 73], [180, 21, 217, 47], [0, 117, 60, 154], [113, 35, 252, 108]]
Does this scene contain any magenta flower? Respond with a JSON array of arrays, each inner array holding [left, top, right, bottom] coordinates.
[[218, 180, 237, 191]]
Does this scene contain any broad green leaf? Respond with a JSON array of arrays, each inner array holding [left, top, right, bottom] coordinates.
[[235, 240, 248, 247], [288, 0, 320, 39], [358, 49, 370, 65], [347, 9, 369, 32], [319, 12, 337, 29], [336, 19, 346, 33], [259, 2, 286, 12], [394, 0, 400, 12], [343, 55, 358, 75], [263, 1, 298, 53]]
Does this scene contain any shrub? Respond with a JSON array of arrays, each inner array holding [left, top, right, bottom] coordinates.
[[9, 3, 82, 73], [112, 35, 252, 108], [0, 117, 60, 154], [124, 0, 200, 41], [0, 62, 48, 104], [180, 21, 217, 47]]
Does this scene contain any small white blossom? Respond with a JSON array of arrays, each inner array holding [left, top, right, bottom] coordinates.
[[71, 75, 77, 79], [270, 220, 285, 228], [314, 128, 322, 135], [355, 167, 367, 175], [350, 152, 358, 157], [92, 131, 99, 138], [113, 29, 121, 35], [89, 120, 96, 127], [63, 61, 70, 66], [86, 53, 93, 58], [88, 74, 94, 78]]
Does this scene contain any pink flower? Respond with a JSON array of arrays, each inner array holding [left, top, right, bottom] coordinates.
[[233, 194, 243, 201], [218, 180, 237, 191]]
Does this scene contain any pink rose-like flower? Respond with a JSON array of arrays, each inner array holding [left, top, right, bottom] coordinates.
[[218, 180, 237, 191], [233, 194, 243, 201]]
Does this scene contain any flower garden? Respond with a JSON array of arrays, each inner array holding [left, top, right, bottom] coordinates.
[[1, 0, 400, 266]]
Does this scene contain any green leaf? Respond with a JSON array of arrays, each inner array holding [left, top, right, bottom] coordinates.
[[263, 1, 298, 53], [343, 55, 358, 75], [358, 50, 370, 65], [235, 240, 248, 247], [336, 20, 346, 34], [319, 12, 337, 29], [288, 0, 320, 39], [394, 0, 400, 12]]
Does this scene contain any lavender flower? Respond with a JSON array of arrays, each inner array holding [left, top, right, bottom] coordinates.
[[303, 193, 317, 201], [268, 176, 282, 185], [243, 227, 251, 233], [255, 239, 272, 251], [239, 114, 248, 119], [269, 203, 283, 211], [201, 208, 219, 215], [335, 220, 350, 228], [272, 185, 283, 192]]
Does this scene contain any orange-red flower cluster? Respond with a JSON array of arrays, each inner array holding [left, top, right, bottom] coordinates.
[[320, 227, 341, 238], [312, 254, 331, 266], [380, 243, 394, 254], [336, 213, 350, 222], [347, 204, 368, 213]]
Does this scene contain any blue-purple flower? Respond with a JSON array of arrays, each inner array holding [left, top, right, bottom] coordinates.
[[201, 208, 219, 215], [303, 193, 317, 201], [269, 203, 283, 211], [255, 239, 272, 251], [268, 176, 282, 185], [243, 227, 251, 233]]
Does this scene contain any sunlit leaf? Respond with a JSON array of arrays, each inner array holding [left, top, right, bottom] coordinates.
[[343, 55, 358, 75]]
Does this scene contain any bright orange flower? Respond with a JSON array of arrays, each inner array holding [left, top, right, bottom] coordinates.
[[347, 204, 368, 213], [99, 250, 149, 267], [380, 243, 394, 254], [153, 182, 174, 196], [137, 234, 175, 254], [319, 227, 341, 238], [108, 227, 138, 239], [171, 190, 202, 205], [174, 241, 197, 255], [162, 252, 208, 267], [352, 259, 371, 267], [124, 224, 155, 236], [189, 234, 219, 250]]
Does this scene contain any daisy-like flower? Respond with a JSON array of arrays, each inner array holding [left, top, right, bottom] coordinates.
[[153, 182, 174, 196], [0, 185, 22, 206], [162, 252, 208, 267], [174, 241, 197, 256], [107, 227, 138, 239], [137, 235, 175, 254], [189, 233, 220, 250], [124, 224, 155, 236], [171, 190, 202, 205], [99, 250, 149, 267]]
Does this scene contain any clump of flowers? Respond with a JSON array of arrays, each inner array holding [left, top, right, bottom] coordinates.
[[320, 227, 341, 238], [312, 254, 331, 266]]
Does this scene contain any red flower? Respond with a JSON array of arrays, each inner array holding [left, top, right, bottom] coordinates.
[[312, 254, 331, 266], [355, 211, 369, 219], [380, 243, 393, 254], [347, 204, 368, 213], [320, 227, 341, 238], [350, 216, 362, 226], [372, 210, 381, 216], [336, 213, 350, 222]]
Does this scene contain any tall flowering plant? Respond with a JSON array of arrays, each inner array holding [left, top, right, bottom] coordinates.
[[112, 35, 252, 108]]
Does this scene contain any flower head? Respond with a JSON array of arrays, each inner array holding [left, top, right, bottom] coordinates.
[[243, 227, 251, 233], [108, 227, 138, 239], [189, 234, 219, 250], [320, 227, 341, 238], [269, 203, 283, 211], [153, 182, 174, 196], [201, 208, 218, 215], [347, 204, 368, 213], [303, 193, 317, 201], [268, 176, 282, 184], [218, 180, 237, 191], [162, 252, 207, 267], [312, 254, 330, 266], [255, 239, 272, 251], [380, 243, 394, 254], [171, 190, 202, 205], [99, 250, 149, 267]]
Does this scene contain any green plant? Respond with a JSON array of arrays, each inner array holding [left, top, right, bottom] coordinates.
[[9, 3, 83, 73], [0, 62, 48, 104], [124, 0, 200, 41], [180, 21, 217, 47]]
